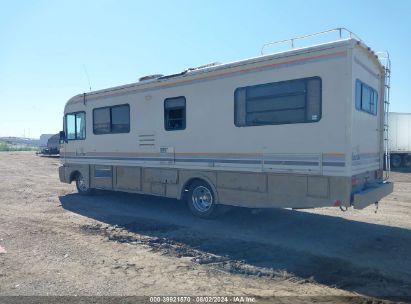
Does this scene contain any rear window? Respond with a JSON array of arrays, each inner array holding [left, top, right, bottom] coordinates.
[[234, 77, 321, 127]]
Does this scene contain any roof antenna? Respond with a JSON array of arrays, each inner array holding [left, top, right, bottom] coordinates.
[[82, 64, 92, 92]]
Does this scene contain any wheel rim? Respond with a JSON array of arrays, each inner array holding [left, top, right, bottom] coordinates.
[[77, 174, 89, 192], [192, 186, 213, 213]]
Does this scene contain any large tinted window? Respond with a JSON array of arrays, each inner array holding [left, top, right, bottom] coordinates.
[[93, 108, 110, 134], [355, 79, 377, 115], [65, 112, 85, 140], [234, 77, 321, 127], [93, 104, 130, 134], [164, 97, 186, 131], [111, 105, 130, 133]]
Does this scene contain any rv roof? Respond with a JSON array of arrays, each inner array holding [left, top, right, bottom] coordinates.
[[66, 37, 382, 105]]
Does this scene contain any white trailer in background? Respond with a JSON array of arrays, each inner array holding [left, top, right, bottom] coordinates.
[[389, 112, 411, 168], [58, 28, 393, 218]]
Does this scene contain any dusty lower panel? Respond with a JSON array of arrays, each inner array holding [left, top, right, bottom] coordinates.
[[217, 172, 267, 192], [329, 176, 351, 204], [63, 163, 351, 209], [114, 166, 142, 191], [151, 183, 166, 196], [307, 176, 329, 198], [217, 172, 351, 209], [144, 168, 178, 184]]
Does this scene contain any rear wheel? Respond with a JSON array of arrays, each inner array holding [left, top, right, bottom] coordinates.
[[187, 180, 217, 218], [403, 155, 411, 167], [75, 173, 93, 195], [391, 154, 402, 168]]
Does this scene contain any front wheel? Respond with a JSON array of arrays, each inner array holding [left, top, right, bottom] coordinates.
[[75, 173, 94, 195], [187, 181, 217, 219]]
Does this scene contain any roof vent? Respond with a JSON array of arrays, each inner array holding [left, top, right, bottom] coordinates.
[[139, 74, 164, 82]]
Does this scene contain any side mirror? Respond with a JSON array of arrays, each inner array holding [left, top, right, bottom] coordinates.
[[59, 131, 67, 144]]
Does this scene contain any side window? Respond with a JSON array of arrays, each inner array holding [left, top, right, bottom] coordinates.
[[355, 80, 378, 115], [164, 97, 186, 131], [93, 108, 111, 134], [76, 112, 86, 139], [111, 105, 130, 133], [93, 104, 130, 134], [355, 80, 362, 110], [65, 112, 86, 140], [66, 114, 76, 140], [234, 77, 321, 127]]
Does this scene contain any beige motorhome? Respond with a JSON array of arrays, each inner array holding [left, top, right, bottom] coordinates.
[[59, 28, 393, 218]]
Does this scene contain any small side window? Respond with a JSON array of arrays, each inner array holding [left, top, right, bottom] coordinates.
[[164, 97, 186, 131], [355, 80, 378, 115], [355, 80, 362, 110], [65, 112, 86, 140]]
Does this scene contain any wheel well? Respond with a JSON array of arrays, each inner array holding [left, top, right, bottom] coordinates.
[[69, 170, 81, 183], [181, 178, 215, 201]]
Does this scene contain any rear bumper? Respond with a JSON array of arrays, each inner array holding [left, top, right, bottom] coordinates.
[[352, 181, 393, 209]]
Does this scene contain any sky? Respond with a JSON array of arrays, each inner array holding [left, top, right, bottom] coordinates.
[[0, 0, 410, 138]]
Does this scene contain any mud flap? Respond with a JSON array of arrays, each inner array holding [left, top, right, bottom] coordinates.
[[59, 166, 67, 183], [353, 182, 393, 209]]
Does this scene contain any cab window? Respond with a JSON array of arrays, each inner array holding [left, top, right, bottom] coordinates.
[[65, 112, 86, 140]]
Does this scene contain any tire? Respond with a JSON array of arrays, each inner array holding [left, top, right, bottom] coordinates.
[[187, 180, 217, 219], [391, 154, 402, 168], [404, 155, 411, 168], [75, 172, 94, 195]]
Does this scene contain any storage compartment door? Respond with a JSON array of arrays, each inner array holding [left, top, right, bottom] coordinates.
[[91, 165, 113, 190]]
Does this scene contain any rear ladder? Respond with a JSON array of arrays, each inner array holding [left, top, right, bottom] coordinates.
[[377, 52, 391, 180]]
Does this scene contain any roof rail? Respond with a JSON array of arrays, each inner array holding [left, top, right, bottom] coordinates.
[[261, 28, 362, 55], [187, 62, 221, 72], [139, 74, 164, 82], [375, 51, 391, 70]]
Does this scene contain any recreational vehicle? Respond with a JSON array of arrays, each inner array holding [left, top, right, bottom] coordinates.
[[38, 133, 60, 155], [59, 28, 393, 218]]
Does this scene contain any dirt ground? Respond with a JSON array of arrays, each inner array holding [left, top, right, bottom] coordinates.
[[0, 152, 411, 302]]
